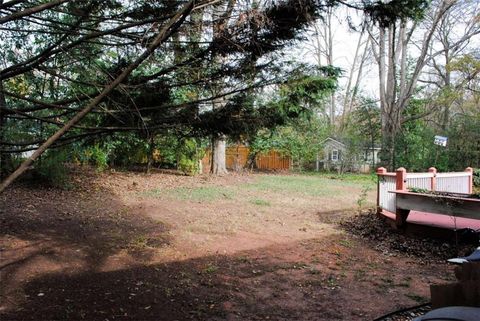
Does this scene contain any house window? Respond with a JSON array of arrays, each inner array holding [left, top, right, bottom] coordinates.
[[331, 149, 339, 161]]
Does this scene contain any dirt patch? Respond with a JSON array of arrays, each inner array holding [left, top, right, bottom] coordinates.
[[0, 234, 451, 321], [0, 168, 454, 320]]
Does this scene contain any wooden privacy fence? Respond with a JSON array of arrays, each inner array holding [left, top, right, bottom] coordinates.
[[254, 150, 292, 170], [376, 167, 474, 214], [202, 145, 291, 172], [226, 145, 250, 171]]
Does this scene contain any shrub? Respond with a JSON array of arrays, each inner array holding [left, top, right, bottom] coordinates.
[[177, 139, 203, 175], [473, 168, 480, 187], [72, 144, 110, 171], [177, 155, 198, 175], [107, 134, 149, 167], [88, 145, 109, 171], [35, 149, 70, 188]]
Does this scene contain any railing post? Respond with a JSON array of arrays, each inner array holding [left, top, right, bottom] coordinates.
[[466, 167, 473, 194], [376, 167, 387, 214], [428, 167, 437, 191], [395, 167, 408, 229], [396, 167, 407, 191], [376, 167, 387, 175]]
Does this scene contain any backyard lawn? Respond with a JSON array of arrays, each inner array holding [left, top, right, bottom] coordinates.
[[0, 170, 455, 320]]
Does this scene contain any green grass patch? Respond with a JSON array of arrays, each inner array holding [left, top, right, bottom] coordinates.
[[244, 175, 335, 196], [203, 263, 218, 274], [338, 239, 353, 248], [250, 198, 271, 206]]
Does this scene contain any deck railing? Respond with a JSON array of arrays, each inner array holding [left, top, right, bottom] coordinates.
[[376, 167, 473, 214]]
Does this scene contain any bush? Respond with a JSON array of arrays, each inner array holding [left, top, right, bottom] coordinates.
[[35, 149, 70, 188], [177, 155, 198, 175], [88, 145, 109, 171], [473, 168, 480, 187], [154, 134, 179, 168], [177, 138, 203, 175], [72, 144, 109, 171], [106, 134, 149, 167]]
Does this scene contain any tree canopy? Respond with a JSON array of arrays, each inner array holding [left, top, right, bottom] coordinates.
[[6, 0, 470, 190]]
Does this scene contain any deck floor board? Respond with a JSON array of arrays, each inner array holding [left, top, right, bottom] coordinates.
[[381, 210, 480, 230]]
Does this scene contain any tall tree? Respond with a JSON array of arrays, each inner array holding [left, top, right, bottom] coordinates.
[[365, 0, 463, 169], [418, 0, 480, 131], [0, 0, 330, 190], [210, 1, 233, 175], [0, 0, 198, 192]]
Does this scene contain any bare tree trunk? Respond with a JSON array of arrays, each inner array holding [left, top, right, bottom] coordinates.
[[377, 25, 397, 170], [211, 135, 227, 175], [146, 134, 155, 174], [210, 93, 228, 175], [0, 79, 7, 178], [348, 37, 370, 112], [312, 24, 323, 66], [342, 28, 364, 115], [0, 1, 195, 193], [381, 1, 454, 170], [325, 8, 335, 126], [340, 26, 369, 131], [310, 7, 337, 125]]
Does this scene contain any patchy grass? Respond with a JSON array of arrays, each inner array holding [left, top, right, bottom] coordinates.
[[141, 174, 376, 208], [142, 186, 235, 201], [405, 293, 428, 303], [299, 171, 377, 184], [338, 239, 353, 248], [169, 186, 235, 201], [250, 198, 271, 206], [243, 175, 375, 198], [203, 263, 218, 274]]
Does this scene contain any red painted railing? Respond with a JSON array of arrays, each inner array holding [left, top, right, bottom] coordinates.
[[376, 167, 473, 214]]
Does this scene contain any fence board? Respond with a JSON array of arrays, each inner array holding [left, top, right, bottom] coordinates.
[[255, 150, 290, 170], [436, 174, 470, 194], [226, 145, 249, 170], [406, 176, 432, 190], [378, 175, 397, 213]]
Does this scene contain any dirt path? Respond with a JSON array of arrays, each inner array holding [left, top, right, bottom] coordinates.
[[0, 169, 454, 320]]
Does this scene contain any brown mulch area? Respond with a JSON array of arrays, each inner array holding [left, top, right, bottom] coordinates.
[[340, 210, 478, 263]]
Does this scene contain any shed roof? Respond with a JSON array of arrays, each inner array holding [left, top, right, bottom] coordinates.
[[321, 137, 346, 147]]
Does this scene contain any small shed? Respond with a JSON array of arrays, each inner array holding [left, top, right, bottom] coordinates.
[[319, 137, 380, 173], [321, 137, 346, 167]]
